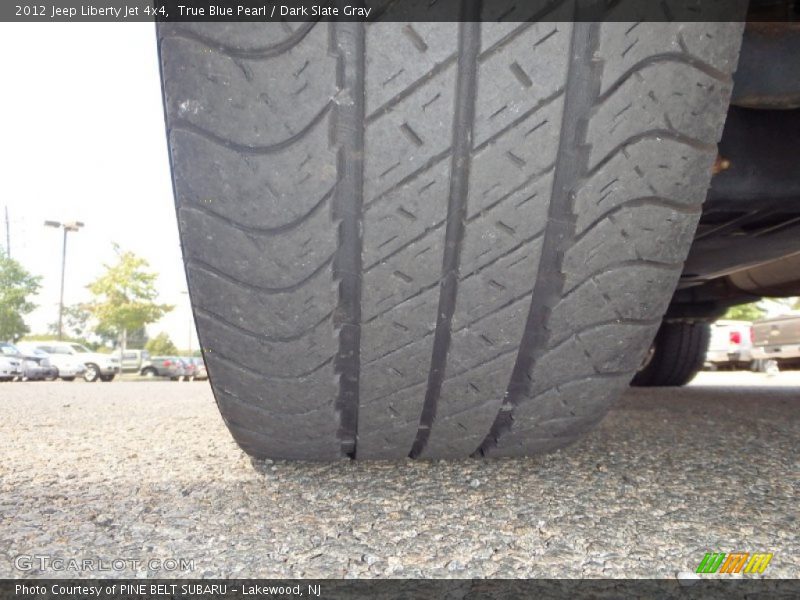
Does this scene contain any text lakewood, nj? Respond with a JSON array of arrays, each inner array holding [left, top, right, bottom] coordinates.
[[176, 4, 373, 18]]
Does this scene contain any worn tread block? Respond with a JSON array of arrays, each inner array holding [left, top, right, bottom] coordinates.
[[170, 126, 336, 230], [161, 28, 336, 147], [482, 21, 742, 457]]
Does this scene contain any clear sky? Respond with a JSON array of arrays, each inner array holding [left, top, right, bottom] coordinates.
[[0, 23, 197, 350]]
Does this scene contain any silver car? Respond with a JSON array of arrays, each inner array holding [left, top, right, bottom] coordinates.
[[24, 342, 118, 382], [17, 349, 49, 381], [15, 342, 87, 381], [22, 348, 59, 380], [0, 344, 22, 381]]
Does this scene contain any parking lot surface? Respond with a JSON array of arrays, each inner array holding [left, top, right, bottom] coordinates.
[[1, 375, 797, 578]]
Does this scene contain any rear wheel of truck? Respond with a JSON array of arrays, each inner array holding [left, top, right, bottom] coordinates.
[[631, 322, 711, 387], [158, 18, 743, 460]]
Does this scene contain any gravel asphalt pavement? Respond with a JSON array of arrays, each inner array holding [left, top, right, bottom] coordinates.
[[0, 373, 797, 578]]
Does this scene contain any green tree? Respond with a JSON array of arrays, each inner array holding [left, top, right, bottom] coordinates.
[[126, 326, 149, 350], [724, 302, 766, 322], [86, 246, 173, 352], [145, 332, 178, 356], [47, 303, 92, 339], [0, 254, 41, 342], [772, 297, 800, 311]]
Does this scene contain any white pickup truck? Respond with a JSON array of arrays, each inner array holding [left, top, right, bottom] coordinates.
[[706, 320, 755, 370]]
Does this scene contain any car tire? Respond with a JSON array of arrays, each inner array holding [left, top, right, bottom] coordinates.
[[83, 364, 100, 383], [61, 376, 76, 382], [631, 321, 711, 387], [100, 374, 115, 382], [158, 19, 743, 460]]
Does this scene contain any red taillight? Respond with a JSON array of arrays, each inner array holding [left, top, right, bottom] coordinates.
[[749, 327, 755, 343], [729, 331, 741, 345], [163, 360, 172, 366]]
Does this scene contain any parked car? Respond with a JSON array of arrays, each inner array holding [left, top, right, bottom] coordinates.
[[174, 357, 196, 381], [190, 357, 208, 381], [113, 349, 153, 374], [0, 342, 53, 381], [16, 342, 85, 381], [752, 313, 800, 369], [0, 345, 22, 381], [8, 343, 57, 381], [143, 356, 182, 379], [23, 348, 59, 381], [19, 357, 49, 381], [706, 320, 754, 370], [16, 341, 118, 382], [1, 343, 28, 380], [178, 356, 197, 381]]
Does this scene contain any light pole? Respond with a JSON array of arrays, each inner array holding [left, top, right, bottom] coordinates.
[[44, 220, 84, 340]]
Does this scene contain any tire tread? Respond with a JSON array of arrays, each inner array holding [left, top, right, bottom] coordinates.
[[158, 18, 743, 460]]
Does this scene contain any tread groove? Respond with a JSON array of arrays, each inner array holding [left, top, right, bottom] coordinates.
[[194, 306, 333, 344], [479, 21, 603, 456], [331, 21, 366, 458], [596, 52, 731, 106], [473, 88, 564, 153], [573, 195, 701, 240], [477, 0, 568, 62], [410, 14, 482, 459], [587, 129, 715, 176], [169, 103, 332, 155], [364, 0, 570, 127], [563, 259, 683, 296], [212, 349, 334, 381], [185, 255, 333, 295], [364, 229, 545, 325], [178, 187, 334, 236], [161, 22, 317, 60], [366, 89, 561, 213], [546, 317, 664, 356], [365, 55, 458, 124], [363, 282, 547, 368]]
